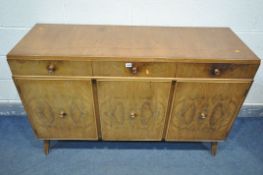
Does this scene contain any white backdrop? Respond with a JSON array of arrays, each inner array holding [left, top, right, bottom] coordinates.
[[0, 0, 262, 104]]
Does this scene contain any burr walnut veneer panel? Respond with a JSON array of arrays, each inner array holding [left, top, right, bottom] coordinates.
[[97, 81, 171, 140], [15, 80, 98, 139], [166, 82, 251, 141]]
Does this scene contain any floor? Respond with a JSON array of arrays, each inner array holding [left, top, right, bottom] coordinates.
[[0, 116, 262, 175]]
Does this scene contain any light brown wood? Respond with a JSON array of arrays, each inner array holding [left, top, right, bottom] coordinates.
[[223, 83, 253, 139], [7, 24, 260, 64], [176, 63, 259, 78], [7, 24, 260, 155], [91, 79, 102, 140], [15, 79, 98, 140], [8, 56, 260, 64], [11, 75, 254, 83], [97, 81, 171, 140], [8, 60, 92, 76], [92, 62, 176, 77], [44, 140, 50, 155], [211, 142, 218, 156], [166, 82, 251, 141], [162, 81, 176, 140]]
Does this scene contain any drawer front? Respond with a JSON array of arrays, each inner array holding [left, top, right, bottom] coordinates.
[[97, 81, 171, 140], [92, 62, 176, 77], [8, 60, 92, 76], [176, 63, 258, 78]]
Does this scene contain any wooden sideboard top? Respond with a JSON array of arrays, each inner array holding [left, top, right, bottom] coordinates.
[[8, 24, 260, 64]]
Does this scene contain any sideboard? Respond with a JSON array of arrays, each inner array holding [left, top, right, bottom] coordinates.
[[7, 24, 260, 155]]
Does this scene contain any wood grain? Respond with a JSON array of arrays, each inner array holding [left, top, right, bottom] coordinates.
[[7, 24, 260, 64], [8, 60, 92, 76], [15, 79, 98, 140], [166, 82, 251, 141], [97, 81, 171, 140], [91, 79, 102, 140], [161, 81, 176, 140], [176, 63, 259, 78], [6, 24, 260, 155], [11, 75, 254, 83], [92, 61, 176, 77]]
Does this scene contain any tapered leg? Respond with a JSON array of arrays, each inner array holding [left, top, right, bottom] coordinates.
[[44, 140, 50, 155], [211, 142, 218, 156]]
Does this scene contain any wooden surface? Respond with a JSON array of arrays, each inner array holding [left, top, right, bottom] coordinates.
[[166, 82, 251, 141], [7, 24, 260, 64], [176, 63, 259, 78], [211, 142, 218, 156], [9, 60, 259, 79], [97, 81, 171, 140], [92, 62, 176, 77], [8, 60, 93, 76], [7, 24, 260, 155], [15, 79, 98, 139]]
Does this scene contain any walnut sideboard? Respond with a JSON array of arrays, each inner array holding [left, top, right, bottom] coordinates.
[[7, 24, 260, 156]]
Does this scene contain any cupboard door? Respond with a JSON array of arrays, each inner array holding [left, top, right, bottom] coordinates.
[[166, 82, 251, 141], [15, 79, 98, 139], [97, 81, 171, 140]]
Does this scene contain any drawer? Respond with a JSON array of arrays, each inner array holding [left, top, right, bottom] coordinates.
[[8, 60, 92, 76], [176, 63, 258, 78], [92, 62, 176, 77]]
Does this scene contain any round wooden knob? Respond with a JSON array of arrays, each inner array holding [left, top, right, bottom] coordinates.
[[47, 64, 56, 74], [59, 111, 66, 118], [213, 68, 221, 76], [131, 66, 138, 74], [130, 112, 137, 119], [200, 112, 207, 119]]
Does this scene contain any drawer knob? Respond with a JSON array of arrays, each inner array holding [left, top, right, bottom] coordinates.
[[125, 62, 138, 74], [59, 111, 66, 118], [47, 64, 56, 74], [213, 68, 221, 76], [130, 112, 137, 119], [131, 66, 138, 74], [200, 112, 207, 119]]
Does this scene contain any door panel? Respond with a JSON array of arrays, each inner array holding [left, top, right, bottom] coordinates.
[[166, 82, 251, 141], [97, 81, 171, 140], [15, 79, 98, 139]]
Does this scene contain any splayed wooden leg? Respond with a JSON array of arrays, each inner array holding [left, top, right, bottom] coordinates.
[[44, 140, 50, 155], [211, 142, 218, 156]]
